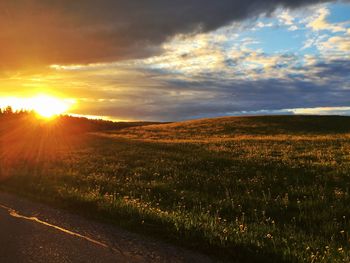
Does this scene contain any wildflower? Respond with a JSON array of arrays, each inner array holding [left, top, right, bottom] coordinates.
[[239, 224, 247, 233], [266, 233, 273, 239]]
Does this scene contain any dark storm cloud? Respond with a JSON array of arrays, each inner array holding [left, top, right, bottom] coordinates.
[[314, 60, 350, 77], [0, 0, 346, 68]]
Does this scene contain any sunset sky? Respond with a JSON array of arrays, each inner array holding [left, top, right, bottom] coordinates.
[[1, 0, 350, 121]]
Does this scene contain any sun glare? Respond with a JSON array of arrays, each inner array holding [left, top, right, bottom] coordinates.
[[31, 95, 73, 118], [0, 95, 75, 119]]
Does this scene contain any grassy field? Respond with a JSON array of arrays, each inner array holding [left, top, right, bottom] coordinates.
[[1, 115, 350, 262]]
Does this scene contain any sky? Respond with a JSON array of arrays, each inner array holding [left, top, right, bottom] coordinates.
[[1, 0, 350, 121]]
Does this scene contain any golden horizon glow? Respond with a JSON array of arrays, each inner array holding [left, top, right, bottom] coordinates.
[[0, 95, 76, 119]]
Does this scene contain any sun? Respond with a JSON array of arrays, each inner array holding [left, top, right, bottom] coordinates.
[[0, 94, 76, 119], [31, 95, 74, 119]]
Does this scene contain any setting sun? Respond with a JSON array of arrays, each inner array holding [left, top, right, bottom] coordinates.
[[31, 95, 73, 118], [0, 95, 75, 119]]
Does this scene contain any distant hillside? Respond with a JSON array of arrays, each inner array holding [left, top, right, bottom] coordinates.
[[110, 115, 350, 140], [0, 112, 164, 162], [56, 115, 163, 133], [0, 110, 162, 135]]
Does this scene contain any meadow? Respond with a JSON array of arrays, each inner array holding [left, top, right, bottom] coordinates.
[[1, 115, 350, 262]]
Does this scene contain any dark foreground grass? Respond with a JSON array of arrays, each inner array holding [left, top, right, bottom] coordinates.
[[1, 116, 350, 262]]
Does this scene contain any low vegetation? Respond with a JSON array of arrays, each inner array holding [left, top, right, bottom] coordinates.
[[1, 115, 350, 262]]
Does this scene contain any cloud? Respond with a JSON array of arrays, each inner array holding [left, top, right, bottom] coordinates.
[[0, 0, 346, 69], [291, 106, 350, 115], [307, 7, 347, 32], [277, 10, 298, 31], [31, 54, 350, 121], [255, 22, 274, 29], [133, 30, 300, 82], [322, 35, 350, 52], [313, 59, 350, 77], [309, 25, 350, 58], [2, 54, 350, 121]]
